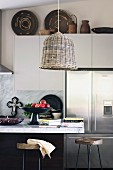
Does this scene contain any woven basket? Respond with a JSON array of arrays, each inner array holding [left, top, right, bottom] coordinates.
[[40, 32, 77, 70]]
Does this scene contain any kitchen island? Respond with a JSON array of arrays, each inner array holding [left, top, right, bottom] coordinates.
[[0, 122, 113, 169], [0, 121, 84, 170]]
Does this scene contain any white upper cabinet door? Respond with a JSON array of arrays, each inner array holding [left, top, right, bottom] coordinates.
[[39, 36, 64, 90], [92, 34, 113, 68], [66, 34, 92, 68], [14, 36, 39, 90]]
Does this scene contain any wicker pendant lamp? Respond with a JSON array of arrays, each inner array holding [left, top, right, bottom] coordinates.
[[40, 0, 77, 70]]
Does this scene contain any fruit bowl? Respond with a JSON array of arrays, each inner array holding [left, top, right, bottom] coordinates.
[[22, 107, 51, 113], [22, 107, 51, 125]]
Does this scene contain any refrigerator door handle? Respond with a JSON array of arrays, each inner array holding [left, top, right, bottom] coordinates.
[[88, 95, 90, 132], [94, 94, 97, 131]]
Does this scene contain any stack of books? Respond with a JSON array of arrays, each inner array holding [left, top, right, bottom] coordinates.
[[39, 119, 61, 126], [61, 117, 84, 128]]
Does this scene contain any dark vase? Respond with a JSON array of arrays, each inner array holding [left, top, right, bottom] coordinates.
[[80, 20, 91, 33]]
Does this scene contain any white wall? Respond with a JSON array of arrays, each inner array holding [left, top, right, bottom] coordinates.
[[1, 0, 113, 70]]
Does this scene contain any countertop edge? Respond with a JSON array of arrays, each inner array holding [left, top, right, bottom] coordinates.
[[0, 124, 84, 133]]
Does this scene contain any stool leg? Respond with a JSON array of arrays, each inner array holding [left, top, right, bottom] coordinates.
[[75, 144, 81, 170], [22, 150, 25, 170], [38, 150, 42, 170], [87, 145, 91, 170], [97, 145, 103, 169], [38, 157, 41, 170]]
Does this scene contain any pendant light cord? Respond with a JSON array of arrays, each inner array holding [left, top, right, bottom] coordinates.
[[58, 0, 59, 32]]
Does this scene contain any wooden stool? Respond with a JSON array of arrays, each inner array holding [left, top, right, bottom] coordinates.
[[75, 138, 103, 170], [17, 143, 42, 170]]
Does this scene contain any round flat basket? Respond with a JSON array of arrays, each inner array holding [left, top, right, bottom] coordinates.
[[11, 10, 38, 35], [44, 9, 72, 33]]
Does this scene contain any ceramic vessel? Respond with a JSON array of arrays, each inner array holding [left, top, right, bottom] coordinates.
[[51, 112, 61, 119], [68, 15, 77, 33], [80, 20, 90, 33]]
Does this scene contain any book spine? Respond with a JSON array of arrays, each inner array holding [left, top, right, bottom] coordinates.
[[63, 120, 83, 123]]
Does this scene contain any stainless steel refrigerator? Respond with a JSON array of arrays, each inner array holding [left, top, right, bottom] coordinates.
[[66, 71, 113, 133], [64, 71, 113, 169]]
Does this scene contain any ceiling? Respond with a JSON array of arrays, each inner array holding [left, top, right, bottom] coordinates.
[[0, 0, 77, 10]]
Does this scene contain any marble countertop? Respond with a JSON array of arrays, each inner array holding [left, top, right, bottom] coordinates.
[[0, 121, 84, 134]]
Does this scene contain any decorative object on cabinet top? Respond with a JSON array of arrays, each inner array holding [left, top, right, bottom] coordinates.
[[68, 15, 77, 33], [92, 27, 113, 33], [80, 20, 91, 34], [11, 10, 38, 35], [44, 9, 72, 33]]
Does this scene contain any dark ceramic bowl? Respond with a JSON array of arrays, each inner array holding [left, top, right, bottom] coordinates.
[[22, 107, 51, 114]]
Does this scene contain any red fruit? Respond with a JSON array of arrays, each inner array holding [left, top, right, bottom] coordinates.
[[40, 100, 46, 104], [46, 103, 50, 108], [31, 103, 36, 107], [39, 103, 46, 108], [35, 103, 41, 108]]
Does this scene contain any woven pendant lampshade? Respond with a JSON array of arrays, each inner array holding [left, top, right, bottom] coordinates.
[[40, 32, 77, 70], [40, 0, 77, 71]]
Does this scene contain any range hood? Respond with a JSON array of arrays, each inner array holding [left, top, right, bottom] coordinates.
[[0, 64, 13, 74]]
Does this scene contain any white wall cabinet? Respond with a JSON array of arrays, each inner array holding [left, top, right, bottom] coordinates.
[[14, 34, 113, 90], [14, 36, 40, 90], [14, 36, 64, 90], [66, 34, 92, 68], [67, 34, 113, 68], [92, 34, 113, 68], [39, 36, 64, 90]]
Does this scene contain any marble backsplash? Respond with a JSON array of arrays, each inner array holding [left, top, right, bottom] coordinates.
[[0, 75, 63, 118]]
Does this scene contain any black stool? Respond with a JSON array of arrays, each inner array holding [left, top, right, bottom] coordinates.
[[75, 138, 103, 170], [17, 143, 42, 170]]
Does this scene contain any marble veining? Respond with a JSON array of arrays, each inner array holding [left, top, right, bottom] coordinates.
[[0, 75, 63, 117]]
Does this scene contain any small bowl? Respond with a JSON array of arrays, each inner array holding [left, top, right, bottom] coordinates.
[[51, 112, 61, 119]]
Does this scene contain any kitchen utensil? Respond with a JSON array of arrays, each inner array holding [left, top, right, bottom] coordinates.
[[11, 10, 38, 35], [44, 9, 72, 33], [92, 27, 113, 33]]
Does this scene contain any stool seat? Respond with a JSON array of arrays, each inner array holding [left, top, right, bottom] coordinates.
[[75, 138, 103, 170], [17, 143, 42, 170], [75, 138, 103, 145], [17, 143, 40, 150]]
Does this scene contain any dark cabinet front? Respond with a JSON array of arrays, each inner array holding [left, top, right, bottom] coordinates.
[[64, 134, 113, 169], [0, 133, 63, 170]]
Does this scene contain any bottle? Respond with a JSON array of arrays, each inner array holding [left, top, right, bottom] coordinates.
[[80, 20, 90, 33]]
